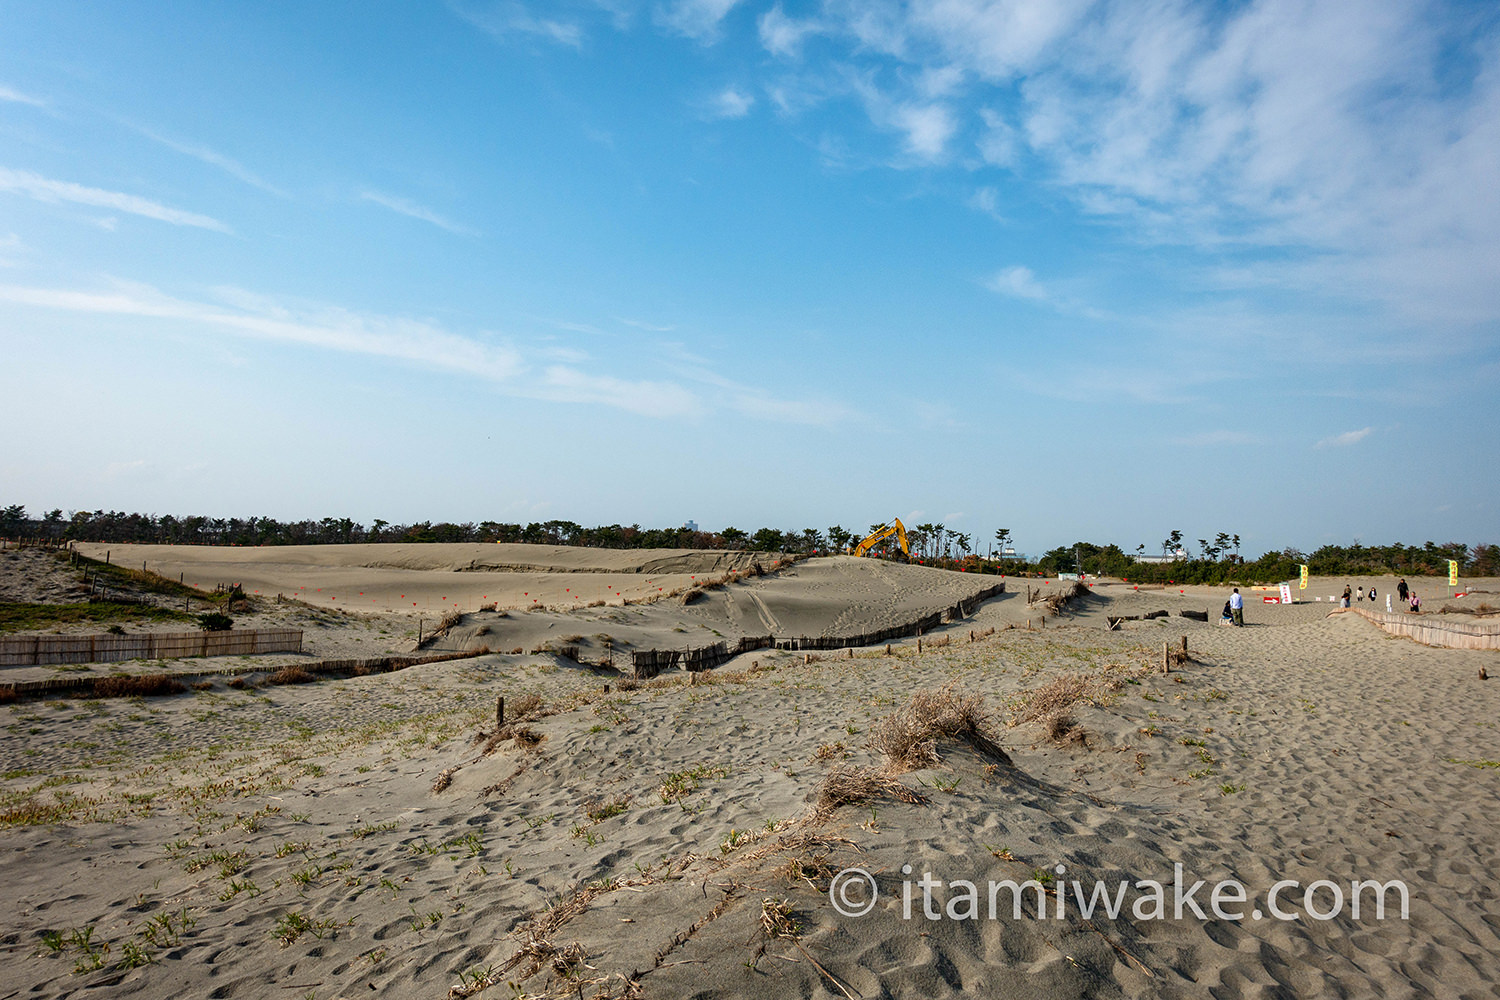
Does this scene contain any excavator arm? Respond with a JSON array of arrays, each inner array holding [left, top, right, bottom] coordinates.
[[851, 518, 910, 559]]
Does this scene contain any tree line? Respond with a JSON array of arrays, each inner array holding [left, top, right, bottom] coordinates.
[[1024, 538, 1498, 582], [3, 505, 1493, 581], [0, 505, 862, 556]]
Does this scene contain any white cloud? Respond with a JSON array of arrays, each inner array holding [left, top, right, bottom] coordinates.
[[0, 279, 522, 383], [0, 84, 45, 106], [889, 102, 956, 159], [758, 4, 819, 58], [0, 167, 230, 232], [1316, 427, 1373, 448], [0, 279, 847, 423], [704, 86, 755, 119], [657, 0, 740, 42], [616, 317, 676, 332], [448, 1, 583, 47], [536, 366, 697, 416], [967, 186, 1001, 219], [785, 1, 1500, 333], [0, 232, 23, 266], [359, 190, 478, 237], [985, 264, 1046, 300], [976, 107, 1019, 166], [131, 126, 287, 197]]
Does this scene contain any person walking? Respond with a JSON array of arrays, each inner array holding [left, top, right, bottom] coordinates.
[[1341, 585, 1352, 608], [1369, 585, 1377, 602], [1230, 587, 1244, 627], [1397, 578, 1409, 603]]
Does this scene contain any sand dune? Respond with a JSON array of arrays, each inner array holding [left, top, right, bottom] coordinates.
[[3, 549, 1498, 998], [71, 542, 784, 616]]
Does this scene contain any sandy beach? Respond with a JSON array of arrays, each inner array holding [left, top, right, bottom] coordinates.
[[2, 545, 1498, 998]]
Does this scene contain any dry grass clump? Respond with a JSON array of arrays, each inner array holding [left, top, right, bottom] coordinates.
[[478, 601, 497, 612], [510, 693, 544, 721], [1010, 673, 1120, 726], [869, 683, 1009, 771], [483, 724, 544, 755], [817, 764, 924, 810], [265, 666, 316, 686], [810, 741, 849, 763], [91, 674, 188, 698], [1045, 713, 1088, 747], [190, 680, 213, 691], [227, 677, 251, 690], [0, 687, 16, 704], [432, 768, 456, 793]]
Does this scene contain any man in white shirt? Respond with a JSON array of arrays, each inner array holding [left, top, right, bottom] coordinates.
[[1229, 588, 1244, 627]]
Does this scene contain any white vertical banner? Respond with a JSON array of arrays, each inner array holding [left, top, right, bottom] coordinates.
[[1279, 583, 1292, 605]]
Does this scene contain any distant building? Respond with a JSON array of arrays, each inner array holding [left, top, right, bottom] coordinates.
[[683, 520, 698, 532], [1135, 549, 1188, 564]]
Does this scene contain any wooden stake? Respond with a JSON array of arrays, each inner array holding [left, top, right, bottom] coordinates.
[[1162, 642, 1170, 674], [1181, 636, 1188, 655], [496, 696, 505, 727]]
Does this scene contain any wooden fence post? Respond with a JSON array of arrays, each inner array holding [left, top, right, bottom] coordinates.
[[1162, 642, 1170, 673], [496, 696, 505, 728]]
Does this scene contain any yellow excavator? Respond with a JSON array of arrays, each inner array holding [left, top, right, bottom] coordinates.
[[850, 518, 911, 560]]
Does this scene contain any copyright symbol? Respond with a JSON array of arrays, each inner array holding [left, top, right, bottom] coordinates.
[[829, 867, 878, 917]]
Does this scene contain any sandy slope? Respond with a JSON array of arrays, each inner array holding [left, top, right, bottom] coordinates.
[[2, 553, 1498, 999], [70, 543, 781, 616]]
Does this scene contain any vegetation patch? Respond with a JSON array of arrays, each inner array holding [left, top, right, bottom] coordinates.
[[0, 601, 194, 633]]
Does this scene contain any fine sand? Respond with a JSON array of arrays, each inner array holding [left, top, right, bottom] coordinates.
[[2, 548, 1498, 999]]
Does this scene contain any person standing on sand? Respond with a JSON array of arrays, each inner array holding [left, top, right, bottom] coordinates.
[[1357, 585, 1365, 602], [1342, 585, 1352, 608], [1369, 585, 1377, 602], [1398, 578, 1409, 603], [1410, 591, 1421, 613], [1230, 588, 1244, 627]]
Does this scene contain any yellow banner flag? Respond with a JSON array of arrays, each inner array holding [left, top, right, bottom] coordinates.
[[1299, 564, 1308, 590], [1449, 560, 1459, 586]]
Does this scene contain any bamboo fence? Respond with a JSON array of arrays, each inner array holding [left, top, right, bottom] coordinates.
[[631, 582, 1005, 679], [0, 629, 303, 667], [1347, 608, 1500, 650], [0, 648, 486, 702]]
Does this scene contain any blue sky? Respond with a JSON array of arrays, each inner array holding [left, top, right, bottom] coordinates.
[[2, 0, 1497, 557]]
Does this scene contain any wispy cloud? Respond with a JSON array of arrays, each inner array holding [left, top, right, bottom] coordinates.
[[758, 4, 820, 58], [0, 167, 230, 232], [657, 0, 740, 42], [0, 279, 847, 423], [0, 279, 521, 382], [770, 1, 1500, 334], [846, 71, 956, 162], [985, 264, 1046, 300], [359, 190, 478, 237], [447, 1, 583, 47], [0, 84, 45, 107], [616, 317, 676, 332], [0, 232, 24, 266], [703, 85, 755, 119], [130, 126, 287, 197], [1316, 427, 1373, 448]]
